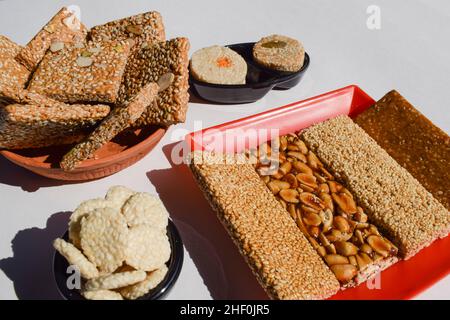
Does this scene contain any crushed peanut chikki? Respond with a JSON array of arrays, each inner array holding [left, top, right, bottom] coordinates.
[[252, 133, 398, 286]]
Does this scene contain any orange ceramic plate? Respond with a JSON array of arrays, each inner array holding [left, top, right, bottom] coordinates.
[[186, 85, 450, 299]]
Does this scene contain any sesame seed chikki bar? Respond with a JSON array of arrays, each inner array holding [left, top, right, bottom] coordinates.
[[0, 36, 30, 101], [89, 11, 165, 45], [355, 90, 450, 210], [28, 40, 133, 104], [118, 38, 190, 127], [0, 103, 110, 149], [253, 134, 398, 287], [60, 83, 159, 171], [300, 115, 450, 260], [15, 7, 88, 72], [190, 152, 340, 300]]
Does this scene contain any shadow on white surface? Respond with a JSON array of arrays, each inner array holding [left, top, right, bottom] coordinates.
[[0, 211, 70, 300], [146, 142, 268, 300]]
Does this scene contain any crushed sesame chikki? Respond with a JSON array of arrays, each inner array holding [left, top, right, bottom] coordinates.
[[190, 152, 340, 300], [89, 11, 165, 46], [28, 40, 133, 104], [0, 103, 110, 149], [118, 38, 190, 127], [0, 35, 22, 60], [16, 7, 87, 72], [60, 82, 158, 170], [301, 115, 450, 260]]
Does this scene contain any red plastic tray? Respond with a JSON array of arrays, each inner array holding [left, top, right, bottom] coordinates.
[[185, 85, 450, 299]]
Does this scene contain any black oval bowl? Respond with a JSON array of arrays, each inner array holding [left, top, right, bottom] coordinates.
[[189, 42, 310, 104], [53, 220, 183, 300]]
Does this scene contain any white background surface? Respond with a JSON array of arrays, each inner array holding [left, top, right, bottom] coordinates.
[[0, 0, 449, 300]]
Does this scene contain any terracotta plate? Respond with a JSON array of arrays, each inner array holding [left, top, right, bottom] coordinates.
[[0, 126, 165, 181]]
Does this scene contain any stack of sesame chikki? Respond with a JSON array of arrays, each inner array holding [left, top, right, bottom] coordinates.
[[190, 106, 449, 299], [0, 8, 190, 170]]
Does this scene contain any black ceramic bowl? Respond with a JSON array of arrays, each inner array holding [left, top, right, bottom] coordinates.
[[189, 42, 310, 104], [53, 220, 183, 300]]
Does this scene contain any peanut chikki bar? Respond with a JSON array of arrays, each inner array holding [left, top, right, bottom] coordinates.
[[16, 7, 88, 72], [0, 36, 30, 100], [253, 135, 398, 287], [355, 90, 450, 210], [60, 83, 159, 171], [89, 11, 165, 46], [28, 40, 133, 104], [190, 152, 340, 300], [0, 103, 110, 149], [118, 38, 190, 127], [301, 115, 450, 260]]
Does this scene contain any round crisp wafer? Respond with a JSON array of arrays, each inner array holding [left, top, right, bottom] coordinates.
[[84, 270, 146, 291], [253, 34, 305, 72], [190, 45, 247, 85], [125, 225, 171, 271], [121, 192, 169, 229], [82, 290, 123, 300], [80, 208, 128, 273], [105, 185, 136, 208], [69, 198, 116, 248], [120, 265, 168, 300], [53, 238, 99, 279]]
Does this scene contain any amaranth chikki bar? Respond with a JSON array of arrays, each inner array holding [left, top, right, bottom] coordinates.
[[118, 38, 190, 127], [28, 40, 133, 104], [16, 7, 88, 72], [190, 152, 340, 300], [355, 90, 450, 211], [60, 83, 159, 171], [301, 115, 450, 260], [0, 36, 30, 100], [0, 103, 110, 149], [253, 135, 398, 287], [89, 11, 165, 46]]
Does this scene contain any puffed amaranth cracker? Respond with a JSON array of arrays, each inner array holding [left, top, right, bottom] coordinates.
[[60, 82, 159, 171], [16, 7, 88, 71], [120, 265, 168, 300], [82, 290, 123, 300], [105, 185, 136, 208], [85, 270, 146, 291], [355, 90, 450, 210], [28, 40, 133, 104], [53, 238, 99, 279], [0, 102, 110, 149], [190, 152, 340, 300], [301, 115, 450, 259], [80, 208, 129, 273], [125, 225, 171, 272], [69, 198, 116, 248], [121, 192, 169, 228], [89, 11, 165, 46], [119, 38, 190, 127]]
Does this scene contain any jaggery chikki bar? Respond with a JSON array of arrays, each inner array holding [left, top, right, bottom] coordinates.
[[60, 83, 159, 171], [89, 11, 165, 46], [355, 90, 450, 210], [301, 115, 450, 259], [119, 38, 190, 126], [253, 135, 398, 286], [28, 40, 133, 104], [190, 152, 340, 300], [0, 103, 110, 149], [16, 7, 87, 71], [0, 35, 22, 59]]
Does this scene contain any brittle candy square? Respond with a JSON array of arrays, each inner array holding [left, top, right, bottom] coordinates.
[[16, 7, 88, 71], [28, 40, 133, 104]]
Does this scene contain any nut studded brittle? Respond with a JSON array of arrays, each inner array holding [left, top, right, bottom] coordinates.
[[118, 38, 190, 127], [28, 40, 133, 104], [16, 7, 88, 72], [253, 134, 399, 286], [89, 11, 165, 46]]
